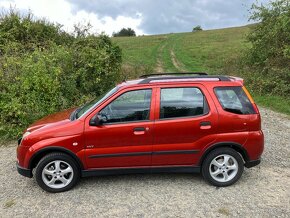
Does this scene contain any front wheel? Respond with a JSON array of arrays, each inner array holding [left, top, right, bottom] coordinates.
[[202, 148, 244, 187], [35, 153, 80, 192]]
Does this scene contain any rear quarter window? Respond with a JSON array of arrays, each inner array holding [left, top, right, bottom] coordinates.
[[214, 86, 255, 114]]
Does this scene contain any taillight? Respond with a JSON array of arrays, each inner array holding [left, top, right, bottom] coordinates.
[[242, 86, 259, 114]]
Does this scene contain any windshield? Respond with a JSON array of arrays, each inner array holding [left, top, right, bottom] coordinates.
[[75, 86, 119, 119]]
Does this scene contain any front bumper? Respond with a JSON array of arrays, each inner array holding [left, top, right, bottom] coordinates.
[[16, 163, 32, 178], [244, 159, 261, 168]]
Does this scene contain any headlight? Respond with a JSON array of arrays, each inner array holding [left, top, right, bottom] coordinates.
[[18, 131, 30, 146]]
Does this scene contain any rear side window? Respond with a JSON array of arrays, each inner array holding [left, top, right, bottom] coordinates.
[[214, 86, 255, 114], [160, 87, 209, 119]]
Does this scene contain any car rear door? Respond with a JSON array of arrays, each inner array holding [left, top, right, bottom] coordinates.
[[152, 84, 218, 166]]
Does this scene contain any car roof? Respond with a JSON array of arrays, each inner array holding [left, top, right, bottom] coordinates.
[[118, 73, 244, 88]]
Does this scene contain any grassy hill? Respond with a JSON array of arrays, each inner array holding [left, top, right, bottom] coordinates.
[[112, 25, 290, 115], [112, 26, 250, 74]]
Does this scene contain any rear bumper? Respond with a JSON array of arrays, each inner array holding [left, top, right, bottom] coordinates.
[[245, 159, 261, 168], [16, 163, 32, 178]]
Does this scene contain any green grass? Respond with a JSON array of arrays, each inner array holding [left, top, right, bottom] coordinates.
[[112, 26, 250, 73], [112, 25, 290, 116], [113, 34, 168, 67], [253, 94, 290, 116]]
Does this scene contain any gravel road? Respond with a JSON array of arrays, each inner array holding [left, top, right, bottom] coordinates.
[[0, 107, 289, 217]]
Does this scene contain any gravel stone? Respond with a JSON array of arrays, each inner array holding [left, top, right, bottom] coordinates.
[[0, 107, 289, 217]]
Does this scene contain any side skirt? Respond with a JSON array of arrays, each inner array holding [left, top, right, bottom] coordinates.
[[81, 166, 200, 177]]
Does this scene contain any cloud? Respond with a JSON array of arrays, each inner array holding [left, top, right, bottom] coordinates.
[[0, 0, 144, 35], [68, 0, 271, 34], [0, 0, 271, 35]]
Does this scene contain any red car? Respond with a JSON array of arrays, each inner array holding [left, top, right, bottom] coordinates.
[[16, 73, 264, 192]]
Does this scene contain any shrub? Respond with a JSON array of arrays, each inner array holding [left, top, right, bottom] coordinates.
[[192, 25, 203, 32], [113, 28, 136, 37], [233, 0, 290, 98], [0, 10, 122, 139], [247, 0, 290, 69]]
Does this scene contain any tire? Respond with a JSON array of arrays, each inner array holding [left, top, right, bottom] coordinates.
[[35, 152, 80, 193], [202, 147, 244, 187]]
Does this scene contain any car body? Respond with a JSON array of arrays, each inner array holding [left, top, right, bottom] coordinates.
[[16, 73, 264, 192]]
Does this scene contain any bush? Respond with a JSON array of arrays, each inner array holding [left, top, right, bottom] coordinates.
[[113, 28, 136, 37], [0, 10, 122, 139], [192, 25, 203, 32], [0, 10, 73, 53], [232, 0, 290, 98], [247, 0, 290, 69]]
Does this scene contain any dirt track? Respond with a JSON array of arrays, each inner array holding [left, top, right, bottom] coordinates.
[[0, 107, 289, 217]]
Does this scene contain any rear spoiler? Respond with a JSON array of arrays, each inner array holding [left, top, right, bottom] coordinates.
[[229, 76, 244, 85]]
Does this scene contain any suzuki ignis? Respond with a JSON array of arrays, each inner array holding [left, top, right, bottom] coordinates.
[[17, 73, 264, 192]]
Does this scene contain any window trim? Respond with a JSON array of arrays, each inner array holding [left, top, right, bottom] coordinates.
[[101, 120, 152, 126], [158, 86, 210, 121], [98, 88, 153, 125]]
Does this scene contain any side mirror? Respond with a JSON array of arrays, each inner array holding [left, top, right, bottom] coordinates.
[[89, 114, 107, 126]]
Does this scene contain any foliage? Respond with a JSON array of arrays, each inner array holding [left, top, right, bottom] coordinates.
[[0, 10, 122, 139], [192, 25, 203, 32], [0, 10, 73, 53], [247, 0, 290, 69], [113, 28, 136, 37], [243, 0, 290, 97]]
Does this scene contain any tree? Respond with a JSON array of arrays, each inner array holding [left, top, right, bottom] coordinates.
[[242, 0, 290, 97], [113, 28, 136, 37], [247, 0, 290, 69], [192, 25, 203, 32]]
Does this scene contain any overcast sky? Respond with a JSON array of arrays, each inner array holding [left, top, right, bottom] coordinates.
[[0, 0, 270, 35]]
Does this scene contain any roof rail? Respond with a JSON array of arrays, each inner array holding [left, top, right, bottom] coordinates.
[[138, 75, 231, 84], [139, 72, 208, 78]]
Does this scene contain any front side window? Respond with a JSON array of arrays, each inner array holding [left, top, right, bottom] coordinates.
[[75, 86, 118, 119], [214, 86, 255, 114], [160, 87, 209, 119], [99, 89, 152, 124]]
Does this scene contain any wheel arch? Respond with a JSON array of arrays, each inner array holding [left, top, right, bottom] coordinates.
[[199, 142, 249, 166], [29, 146, 84, 171]]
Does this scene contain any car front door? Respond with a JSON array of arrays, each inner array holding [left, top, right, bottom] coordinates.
[[152, 85, 218, 166], [84, 88, 155, 169]]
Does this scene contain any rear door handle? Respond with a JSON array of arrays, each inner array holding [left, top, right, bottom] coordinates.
[[133, 127, 146, 135], [200, 121, 211, 129], [134, 127, 145, 131]]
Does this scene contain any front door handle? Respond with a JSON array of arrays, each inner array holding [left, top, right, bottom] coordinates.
[[133, 127, 146, 135], [200, 121, 211, 129]]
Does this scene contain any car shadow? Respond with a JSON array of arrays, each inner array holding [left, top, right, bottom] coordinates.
[[77, 172, 204, 188]]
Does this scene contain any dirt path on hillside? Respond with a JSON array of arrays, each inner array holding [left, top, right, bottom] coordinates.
[[170, 50, 186, 72], [155, 44, 165, 72], [0, 107, 289, 217]]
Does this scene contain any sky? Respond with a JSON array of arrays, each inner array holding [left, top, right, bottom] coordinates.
[[0, 0, 270, 36]]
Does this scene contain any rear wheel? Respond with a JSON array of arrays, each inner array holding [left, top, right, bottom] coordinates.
[[35, 153, 80, 193], [202, 148, 244, 187]]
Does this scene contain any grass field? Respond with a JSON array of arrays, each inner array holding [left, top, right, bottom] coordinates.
[[112, 26, 250, 74], [112, 25, 289, 115]]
